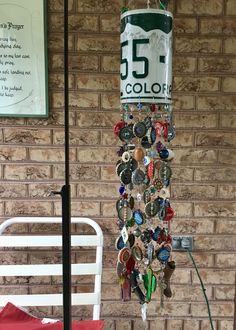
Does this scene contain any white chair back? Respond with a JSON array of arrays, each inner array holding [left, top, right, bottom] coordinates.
[[0, 217, 103, 320]]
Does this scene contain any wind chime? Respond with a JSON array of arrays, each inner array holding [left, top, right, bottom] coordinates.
[[114, 1, 176, 319]]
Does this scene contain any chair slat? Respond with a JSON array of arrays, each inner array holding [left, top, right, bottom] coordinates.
[[0, 235, 102, 247], [0, 263, 102, 276], [0, 293, 99, 307]]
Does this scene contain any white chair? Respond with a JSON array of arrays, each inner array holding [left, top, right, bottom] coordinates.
[[0, 217, 103, 320]]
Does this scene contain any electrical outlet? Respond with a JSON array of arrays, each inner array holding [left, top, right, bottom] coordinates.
[[172, 236, 194, 251]]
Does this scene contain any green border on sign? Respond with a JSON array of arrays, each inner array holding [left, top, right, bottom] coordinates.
[[121, 12, 172, 34], [43, 0, 49, 119]]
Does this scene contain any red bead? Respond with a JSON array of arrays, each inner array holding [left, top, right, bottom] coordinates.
[[126, 256, 135, 274], [162, 122, 169, 141], [151, 104, 156, 112], [114, 120, 125, 137], [165, 207, 174, 221], [148, 161, 154, 179], [123, 193, 128, 199]]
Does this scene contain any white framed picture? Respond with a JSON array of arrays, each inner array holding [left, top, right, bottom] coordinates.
[[0, 0, 48, 117]]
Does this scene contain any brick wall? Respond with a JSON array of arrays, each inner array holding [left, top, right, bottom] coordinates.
[[0, 0, 235, 329]]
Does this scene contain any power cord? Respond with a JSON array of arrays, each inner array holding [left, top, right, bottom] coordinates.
[[187, 249, 214, 330]]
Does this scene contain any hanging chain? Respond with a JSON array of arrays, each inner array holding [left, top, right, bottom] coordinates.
[[122, 0, 169, 10], [124, 0, 169, 10]]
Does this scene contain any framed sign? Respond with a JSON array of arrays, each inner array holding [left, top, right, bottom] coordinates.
[[0, 0, 48, 117]]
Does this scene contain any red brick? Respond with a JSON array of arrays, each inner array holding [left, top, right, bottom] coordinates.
[[0, 183, 27, 198], [216, 220, 236, 234], [199, 57, 236, 74], [76, 74, 119, 91], [177, 0, 223, 15], [175, 37, 221, 54], [198, 95, 236, 110], [201, 320, 217, 330], [200, 18, 236, 35], [224, 37, 236, 54], [215, 286, 235, 300], [76, 36, 119, 52], [174, 149, 217, 165], [173, 252, 214, 268], [174, 18, 197, 33], [172, 95, 195, 110], [171, 218, 214, 234], [150, 320, 166, 330], [76, 0, 120, 13], [173, 56, 197, 74], [5, 201, 53, 216], [218, 320, 234, 330], [192, 269, 235, 285], [174, 113, 218, 129], [194, 167, 236, 182], [191, 302, 234, 317], [196, 132, 236, 147], [194, 235, 235, 251], [194, 202, 236, 217], [222, 77, 236, 92], [226, 0, 236, 15], [184, 319, 200, 330], [167, 319, 183, 330], [3, 128, 51, 145], [100, 15, 119, 33], [174, 76, 219, 92], [171, 184, 216, 200], [215, 254, 236, 268]]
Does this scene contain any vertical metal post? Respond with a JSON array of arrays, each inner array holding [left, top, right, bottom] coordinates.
[[62, 185, 71, 330], [62, 0, 71, 329]]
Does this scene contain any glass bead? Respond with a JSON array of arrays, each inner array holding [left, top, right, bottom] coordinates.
[[149, 150, 157, 158], [117, 219, 124, 230], [150, 186, 156, 194], [159, 148, 169, 159], [127, 218, 135, 227], [124, 104, 129, 111], [133, 227, 142, 237], [124, 114, 129, 121], [164, 104, 170, 111], [137, 102, 143, 110], [156, 141, 164, 152], [123, 193, 128, 199], [151, 104, 156, 112], [143, 258, 150, 266], [119, 186, 125, 195], [136, 193, 142, 201]]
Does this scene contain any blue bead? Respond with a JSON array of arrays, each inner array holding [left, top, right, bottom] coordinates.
[[137, 102, 143, 110], [133, 210, 144, 225], [119, 186, 125, 194], [153, 226, 161, 240], [156, 247, 170, 262], [159, 149, 169, 159]]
